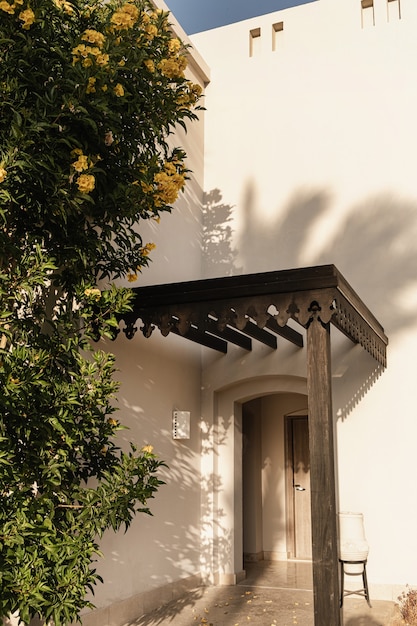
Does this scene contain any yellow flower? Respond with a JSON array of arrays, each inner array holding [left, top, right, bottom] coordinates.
[[96, 53, 109, 66], [0, 167, 6, 183], [154, 160, 186, 205], [142, 242, 156, 257], [19, 8, 35, 29], [113, 83, 124, 97], [81, 29, 105, 48], [86, 77, 96, 94], [87, 46, 101, 57], [177, 83, 202, 108], [77, 174, 95, 193], [53, 0, 74, 14], [110, 2, 139, 30], [84, 287, 101, 301], [121, 2, 139, 18], [164, 161, 176, 176], [144, 59, 155, 73], [141, 444, 154, 454], [72, 154, 89, 171], [107, 417, 118, 426], [145, 23, 158, 39], [168, 38, 181, 54], [0, 1, 15, 15], [140, 181, 153, 193], [191, 83, 202, 98], [72, 43, 87, 63], [176, 93, 190, 107], [72, 43, 107, 67], [154, 172, 184, 204], [158, 56, 187, 79], [127, 272, 138, 282]]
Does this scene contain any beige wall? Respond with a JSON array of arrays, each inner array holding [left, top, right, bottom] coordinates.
[[81, 0, 417, 619], [117, 26, 209, 289], [93, 333, 202, 604], [193, 0, 417, 600]]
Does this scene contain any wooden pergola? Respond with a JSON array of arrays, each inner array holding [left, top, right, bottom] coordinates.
[[118, 264, 388, 625]]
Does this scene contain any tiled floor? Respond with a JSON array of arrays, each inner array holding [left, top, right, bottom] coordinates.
[[240, 559, 313, 591], [134, 560, 400, 626]]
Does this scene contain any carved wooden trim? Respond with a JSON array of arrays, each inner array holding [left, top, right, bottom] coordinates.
[[332, 294, 387, 367]]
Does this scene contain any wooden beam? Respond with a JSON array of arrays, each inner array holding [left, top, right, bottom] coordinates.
[[265, 318, 304, 347], [170, 325, 228, 353], [205, 319, 252, 351], [306, 313, 341, 626], [243, 320, 277, 349]]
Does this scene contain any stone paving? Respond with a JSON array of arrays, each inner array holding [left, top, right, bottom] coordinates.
[[133, 561, 400, 626]]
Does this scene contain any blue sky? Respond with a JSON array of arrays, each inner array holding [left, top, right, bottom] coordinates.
[[164, 0, 315, 35]]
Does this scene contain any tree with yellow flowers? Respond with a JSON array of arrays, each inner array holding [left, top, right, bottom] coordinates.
[[0, 1, 202, 623]]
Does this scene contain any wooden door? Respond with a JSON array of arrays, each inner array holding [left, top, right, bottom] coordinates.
[[286, 416, 312, 560]]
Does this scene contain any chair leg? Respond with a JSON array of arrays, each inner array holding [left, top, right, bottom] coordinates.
[[340, 560, 371, 608], [340, 560, 344, 608], [363, 563, 372, 608]]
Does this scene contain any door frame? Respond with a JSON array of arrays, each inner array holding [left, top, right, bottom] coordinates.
[[285, 412, 311, 560], [205, 377, 308, 584]]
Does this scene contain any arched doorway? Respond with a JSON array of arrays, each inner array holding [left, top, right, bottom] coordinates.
[[208, 376, 308, 584]]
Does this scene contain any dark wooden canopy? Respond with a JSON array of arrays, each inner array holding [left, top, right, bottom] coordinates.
[[119, 264, 387, 367], [118, 264, 388, 626]]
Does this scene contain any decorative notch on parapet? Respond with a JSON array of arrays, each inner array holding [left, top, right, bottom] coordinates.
[[387, 0, 401, 21], [250, 22, 284, 56], [361, 0, 375, 27], [249, 27, 261, 57], [361, 0, 401, 25], [272, 22, 284, 52]]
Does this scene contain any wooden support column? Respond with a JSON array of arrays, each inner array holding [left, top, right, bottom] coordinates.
[[306, 313, 341, 626]]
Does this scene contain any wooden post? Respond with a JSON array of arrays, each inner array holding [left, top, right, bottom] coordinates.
[[306, 313, 341, 626]]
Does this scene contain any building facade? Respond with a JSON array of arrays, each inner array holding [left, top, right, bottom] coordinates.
[[81, 0, 417, 623]]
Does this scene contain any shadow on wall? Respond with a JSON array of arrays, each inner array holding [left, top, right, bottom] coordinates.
[[238, 183, 332, 277], [235, 183, 417, 338], [202, 188, 242, 277], [331, 341, 384, 421], [109, 390, 233, 625], [316, 193, 417, 337], [202, 184, 417, 418]]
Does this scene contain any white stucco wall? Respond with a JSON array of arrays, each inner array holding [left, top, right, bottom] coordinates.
[[81, 0, 417, 618], [193, 0, 417, 600], [93, 332, 202, 607], [118, 4, 209, 288]]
